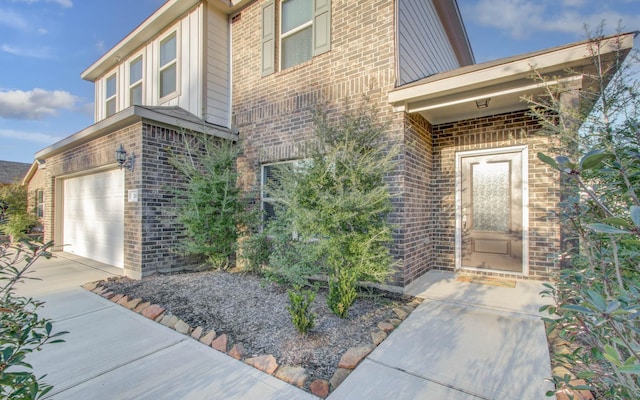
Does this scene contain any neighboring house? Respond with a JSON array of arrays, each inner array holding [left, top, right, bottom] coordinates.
[[26, 0, 635, 289], [0, 160, 30, 186]]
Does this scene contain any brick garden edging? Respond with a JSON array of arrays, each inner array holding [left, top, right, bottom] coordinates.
[[81, 281, 421, 398]]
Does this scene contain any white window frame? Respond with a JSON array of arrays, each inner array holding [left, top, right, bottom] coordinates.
[[105, 73, 117, 117], [128, 55, 144, 106], [279, 0, 313, 70], [159, 31, 178, 101]]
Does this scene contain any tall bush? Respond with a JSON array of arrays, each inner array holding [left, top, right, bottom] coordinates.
[[533, 29, 640, 398], [267, 103, 398, 317], [170, 134, 249, 269]]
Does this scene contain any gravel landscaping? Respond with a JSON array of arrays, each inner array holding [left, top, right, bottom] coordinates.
[[99, 270, 418, 394]]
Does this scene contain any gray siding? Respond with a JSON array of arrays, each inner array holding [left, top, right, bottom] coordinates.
[[206, 5, 231, 127], [397, 0, 459, 85]]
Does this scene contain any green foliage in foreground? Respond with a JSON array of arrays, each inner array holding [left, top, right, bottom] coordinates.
[[265, 103, 398, 318], [0, 241, 67, 399], [533, 28, 640, 399]]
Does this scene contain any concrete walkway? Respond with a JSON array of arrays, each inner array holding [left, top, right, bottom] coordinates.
[[18, 255, 553, 399], [329, 271, 554, 400], [17, 254, 316, 400]]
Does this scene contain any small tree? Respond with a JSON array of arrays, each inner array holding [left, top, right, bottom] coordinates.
[[267, 103, 398, 317], [170, 133, 248, 269], [533, 28, 640, 399], [0, 184, 37, 240]]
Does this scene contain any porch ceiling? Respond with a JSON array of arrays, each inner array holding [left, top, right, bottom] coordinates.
[[389, 32, 636, 125]]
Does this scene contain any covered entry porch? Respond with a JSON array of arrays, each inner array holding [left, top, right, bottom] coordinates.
[[391, 33, 634, 284]]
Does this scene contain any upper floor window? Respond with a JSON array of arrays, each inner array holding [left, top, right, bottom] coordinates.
[[159, 32, 177, 99], [129, 56, 143, 106], [281, 0, 313, 70], [261, 0, 331, 76], [105, 73, 117, 117]]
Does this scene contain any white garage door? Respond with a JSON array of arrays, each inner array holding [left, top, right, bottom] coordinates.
[[63, 169, 124, 268]]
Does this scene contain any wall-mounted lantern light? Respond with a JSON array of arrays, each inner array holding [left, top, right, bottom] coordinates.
[[115, 144, 135, 172]]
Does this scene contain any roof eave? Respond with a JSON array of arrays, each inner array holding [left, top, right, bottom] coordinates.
[[35, 106, 235, 160], [433, 0, 475, 66], [390, 32, 635, 107]]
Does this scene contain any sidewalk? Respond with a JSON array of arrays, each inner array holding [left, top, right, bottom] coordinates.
[[18, 254, 553, 399], [328, 271, 553, 399], [18, 254, 316, 400]]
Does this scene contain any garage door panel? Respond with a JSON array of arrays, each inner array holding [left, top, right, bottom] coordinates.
[[63, 170, 124, 268]]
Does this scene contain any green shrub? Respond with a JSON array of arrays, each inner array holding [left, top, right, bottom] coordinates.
[[287, 287, 317, 335], [170, 134, 250, 269], [533, 28, 640, 399], [239, 231, 270, 273], [3, 213, 38, 240], [327, 268, 357, 318], [266, 102, 398, 317], [0, 240, 67, 399]]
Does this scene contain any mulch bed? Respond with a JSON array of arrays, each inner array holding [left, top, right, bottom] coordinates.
[[100, 270, 417, 392]]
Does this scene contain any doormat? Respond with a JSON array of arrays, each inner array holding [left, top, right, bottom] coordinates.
[[456, 275, 517, 288]]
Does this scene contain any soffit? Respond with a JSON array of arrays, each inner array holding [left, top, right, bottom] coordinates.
[[390, 32, 636, 125]]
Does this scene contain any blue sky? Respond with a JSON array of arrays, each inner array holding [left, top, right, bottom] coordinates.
[[0, 0, 639, 163]]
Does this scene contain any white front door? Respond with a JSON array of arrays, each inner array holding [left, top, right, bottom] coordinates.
[[63, 169, 124, 268], [456, 146, 528, 275]]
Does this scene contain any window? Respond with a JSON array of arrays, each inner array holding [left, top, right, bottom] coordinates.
[[129, 56, 143, 106], [159, 32, 177, 98], [261, 160, 310, 223], [281, 0, 313, 69], [35, 190, 44, 218], [261, 163, 284, 222], [105, 74, 117, 117], [261, 0, 331, 75]]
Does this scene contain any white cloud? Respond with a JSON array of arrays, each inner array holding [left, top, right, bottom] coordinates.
[[1, 44, 52, 59], [0, 129, 64, 144], [471, 0, 640, 39], [0, 89, 77, 120], [0, 8, 28, 30], [11, 0, 72, 8]]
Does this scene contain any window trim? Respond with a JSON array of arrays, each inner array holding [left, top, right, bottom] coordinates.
[[128, 54, 144, 107], [105, 73, 117, 118], [279, 0, 313, 70], [158, 30, 178, 102]]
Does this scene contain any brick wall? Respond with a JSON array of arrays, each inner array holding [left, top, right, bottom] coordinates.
[[40, 121, 200, 279], [399, 112, 434, 286], [139, 124, 203, 276], [432, 110, 562, 280], [232, 0, 411, 286]]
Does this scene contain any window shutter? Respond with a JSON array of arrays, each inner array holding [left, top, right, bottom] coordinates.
[[313, 0, 331, 56], [261, 0, 275, 76]]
